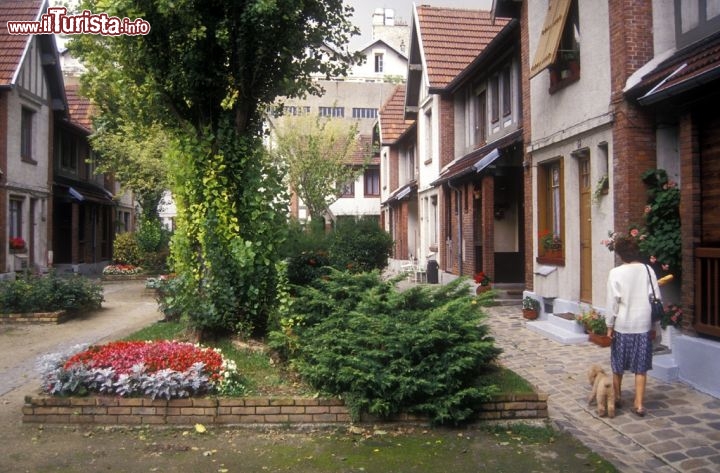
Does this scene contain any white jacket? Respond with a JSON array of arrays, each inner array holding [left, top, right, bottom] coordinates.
[[605, 263, 661, 334]]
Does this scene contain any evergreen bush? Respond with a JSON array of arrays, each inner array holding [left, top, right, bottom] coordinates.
[[329, 217, 393, 273], [0, 273, 103, 314], [269, 270, 502, 424]]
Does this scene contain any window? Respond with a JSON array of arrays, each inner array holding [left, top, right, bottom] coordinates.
[[374, 53, 384, 73], [675, 0, 720, 48], [424, 109, 433, 164], [352, 108, 378, 119], [490, 76, 499, 124], [530, 0, 580, 90], [474, 89, 487, 146], [537, 159, 565, 264], [364, 168, 380, 196], [21, 108, 34, 162], [340, 180, 355, 197], [502, 66, 512, 117], [285, 105, 310, 116], [319, 106, 344, 118], [9, 198, 22, 239], [58, 132, 78, 172]]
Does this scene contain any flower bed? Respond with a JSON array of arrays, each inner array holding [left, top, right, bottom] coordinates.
[[38, 341, 244, 399]]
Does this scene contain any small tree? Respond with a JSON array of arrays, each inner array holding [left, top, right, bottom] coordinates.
[[271, 114, 368, 224]]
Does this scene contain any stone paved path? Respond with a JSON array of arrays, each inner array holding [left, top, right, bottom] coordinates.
[[484, 304, 720, 473]]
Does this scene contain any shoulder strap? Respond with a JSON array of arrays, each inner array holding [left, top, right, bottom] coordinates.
[[644, 264, 658, 298]]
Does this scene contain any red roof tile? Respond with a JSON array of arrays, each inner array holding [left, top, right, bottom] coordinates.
[[0, 0, 44, 86], [379, 84, 414, 144], [629, 32, 720, 105], [64, 84, 93, 132], [347, 134, 379, 166], [417, 6, 509, 89]]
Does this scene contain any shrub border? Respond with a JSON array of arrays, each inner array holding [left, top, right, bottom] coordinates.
[[0, 311, 69, 325], [22, 393, 548, 426]]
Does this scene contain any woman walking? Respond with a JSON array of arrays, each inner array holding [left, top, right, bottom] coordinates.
[[605, 236, 660, 417]]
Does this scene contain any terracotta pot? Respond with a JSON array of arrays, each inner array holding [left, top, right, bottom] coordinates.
[[588, 333, 612, 347], [476, 285, 492, 295], [522, 309, 538, 320]]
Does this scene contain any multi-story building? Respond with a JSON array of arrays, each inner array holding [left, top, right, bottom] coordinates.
[[495, 0, 720, 397]]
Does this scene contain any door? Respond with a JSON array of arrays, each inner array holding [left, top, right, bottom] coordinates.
[[579, 156, 592, 302]]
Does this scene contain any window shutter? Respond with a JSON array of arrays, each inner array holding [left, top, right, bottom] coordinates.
[[530, 0, 572, 78]]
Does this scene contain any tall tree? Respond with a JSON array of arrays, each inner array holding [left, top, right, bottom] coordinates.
[[71, 0, 362, 336], [271, 114, 365, 223]]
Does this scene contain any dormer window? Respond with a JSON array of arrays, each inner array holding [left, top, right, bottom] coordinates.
[[530, 0, 580, 92]]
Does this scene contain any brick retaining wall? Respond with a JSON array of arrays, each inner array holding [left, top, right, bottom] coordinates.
[[23, 393, 548, 426], [0, 310, 69, 325]]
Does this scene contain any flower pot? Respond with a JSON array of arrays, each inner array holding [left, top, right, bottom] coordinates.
[[588, 333, 612, 347], [476, 285, 492, 295], [522, 309, 538, 320]]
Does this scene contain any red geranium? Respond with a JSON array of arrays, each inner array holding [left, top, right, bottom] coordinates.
[[63, 340, 224, 382]]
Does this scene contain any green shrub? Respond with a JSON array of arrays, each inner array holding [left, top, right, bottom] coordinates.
[[112, 232, 142, 266], [329, 217, 393, 273], [269, 270, 502, 424], [0, 273, 103, 314], [136, 219, 164, 253]]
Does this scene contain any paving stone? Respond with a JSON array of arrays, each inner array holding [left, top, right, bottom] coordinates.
[[664, 452, 688, 462], [686, 446, 718, 458], [670, 415, 702, 425]]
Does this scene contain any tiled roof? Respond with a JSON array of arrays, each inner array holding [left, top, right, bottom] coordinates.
[[0, 0, 44, 86], [347, 134, 379, 166], [379, 84, 414, 145], [629, 31, 720, 104], [417, 6, 509, 89], [65, 84, 93, 132], [432, 129, 522, 186]]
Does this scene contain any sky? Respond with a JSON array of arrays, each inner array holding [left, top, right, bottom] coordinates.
[[345, 0, 494, 48]]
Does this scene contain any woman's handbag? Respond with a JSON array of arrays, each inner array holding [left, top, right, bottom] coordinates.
[[645, 264, 664, 323]]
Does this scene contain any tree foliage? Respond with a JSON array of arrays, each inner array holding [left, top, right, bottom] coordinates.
[[271, 114, 366, 221], [70, 0, 362, 336]]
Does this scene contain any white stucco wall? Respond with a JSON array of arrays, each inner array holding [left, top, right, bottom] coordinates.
[[528, 0, 612, 145], [350, 43, 408, 80]]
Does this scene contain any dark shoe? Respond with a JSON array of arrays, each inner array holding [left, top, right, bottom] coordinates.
[[615, 400, 623, 409], [631, 407, 646, 417]]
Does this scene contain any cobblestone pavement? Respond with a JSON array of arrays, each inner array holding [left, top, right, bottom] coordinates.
[[484, 304, 720, 473]]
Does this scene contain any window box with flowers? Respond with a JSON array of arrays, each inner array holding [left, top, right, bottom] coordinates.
[[474, 271, 492, 295], [538, 229, 563, 264], [9, 237, 26, 253]]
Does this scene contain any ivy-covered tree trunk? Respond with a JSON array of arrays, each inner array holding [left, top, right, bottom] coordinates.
[[168, 123, 287, 337]]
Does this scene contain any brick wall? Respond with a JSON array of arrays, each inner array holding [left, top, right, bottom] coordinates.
[[23, 393, 549, 426], [0, 92, 8, 272], [389, 146, 399, 192], [462, 182, 476, 277], [0, 310, 69, 325], [480, 174, 495, 279], [609, 0, 657, 233], [679, 111, 700, 334], [439, 95, 455, 168], [519, 0, 533, 290]]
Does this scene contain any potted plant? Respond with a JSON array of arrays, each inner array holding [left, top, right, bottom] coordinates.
[[539, 229, 562, 258], [522, 296, 540, 320], [474, 271, 492, 294], [9, 236, 26, 252], [576, 309, 610, 347]]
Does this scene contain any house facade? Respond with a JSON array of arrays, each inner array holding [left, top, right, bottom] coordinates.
[[382, 5, 513, 277], [495, 0, 720, 397], [1, 0, 135, 277], [0, 0, 60, 276]]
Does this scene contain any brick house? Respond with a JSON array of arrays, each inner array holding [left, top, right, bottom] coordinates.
[[495, 0, 720, 396], [0, 0, 60, 275], [52, 84, 132, 274], [429, 16, 523, 285], [379, 84, 418, 265], [383, 5, 511, 277]]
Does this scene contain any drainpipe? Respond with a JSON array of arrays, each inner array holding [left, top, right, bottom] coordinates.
[[447, 180, 462, 275]]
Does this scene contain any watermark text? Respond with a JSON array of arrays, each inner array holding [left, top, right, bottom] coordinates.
[[7, 7, 150, 36]]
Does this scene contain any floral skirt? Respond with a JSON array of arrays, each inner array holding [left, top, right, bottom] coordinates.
[[610, 331, 653, 375]]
